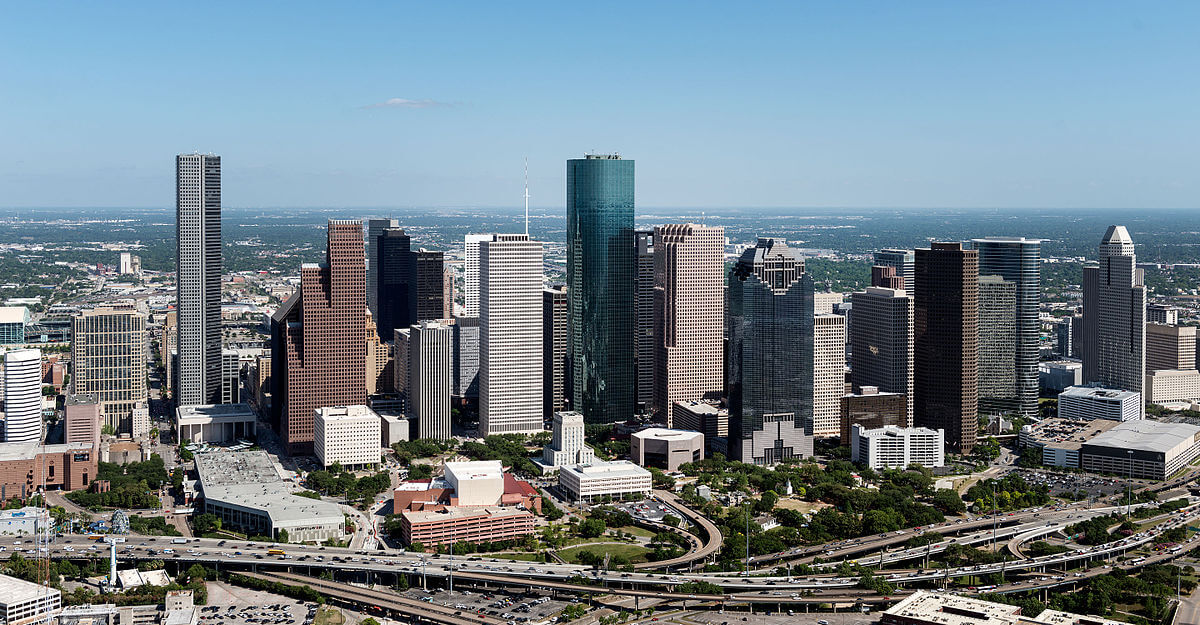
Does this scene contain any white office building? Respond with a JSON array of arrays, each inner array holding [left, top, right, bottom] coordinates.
[[0, 573, 62, 625], [3, 349, 42, 443], [443, 460, 505, 507], [850, 424, 945, 470], [462, 233, 492, 317], [540, 411, 595, 471], [479, 234, 543, 436], [176, 403, 256, 445], [1058, 386, 1142, 422], [557, 460, 653, 502], [813, 313, 847, 437], [313, 405, 382, 470], [1145, 369, 1200, 406]]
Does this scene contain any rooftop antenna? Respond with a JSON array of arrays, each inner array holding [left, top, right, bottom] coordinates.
[[523, 157, 530, 236]]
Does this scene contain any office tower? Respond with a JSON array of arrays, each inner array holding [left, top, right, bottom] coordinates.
[[271, 220, 367, 455], [463, 234, 492, 317], [221, 350, 239, 404], [871, 265, 905, 290], [652, 224, 725, 421], [1147, 304, 1179, 325], [413, 249, 446, 322], [452, 317, 480, 401], [1146, 323, 1196, 372], [161, 310, 177, 399], [977, 276, 1017, 416], [393, 328, 411, 396], [367, 219, 400, 317], [874, 249, 915, 288], [1056, 315, 1078, 359], [364, 311, 393, 395], [0, 307, 30, 346], [813, 313, 847, 438], [634, 231, 656, 411], [727, 238, 815, 464], [567, 154, 635, 423], [840, 387, 908, 443], [71, 306, 148, 435], [3, 349, 42, 442], [850, 284, 914, 419], [543, 286, 569, 418], [443, 265, 456, 318], [407, 321, 454, 440], [65, 394, 101, 447], [914, 242, 979, 455], [542, 410, 596, 468], [1083, 226, 1146, 402], [479, 234, 544, 436], [814, 293, 844, 316], [972, 237, 1042, 419], [672, 400, 729, 456], [375, 228, 413, 341], [175, 153, 222, 406]]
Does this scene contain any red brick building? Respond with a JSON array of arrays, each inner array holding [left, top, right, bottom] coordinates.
[[0, 442, 97, 502], [401, 506, 536, 549]]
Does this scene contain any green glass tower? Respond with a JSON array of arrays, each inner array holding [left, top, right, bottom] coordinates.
[[567, 154, 636, 423]]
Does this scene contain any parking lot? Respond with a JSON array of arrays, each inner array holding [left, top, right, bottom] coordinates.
[[203, 582, 316, 625], [613, 499, 680, 524], [1007, 469, 1137, 498], [401, 587, 572, 624]]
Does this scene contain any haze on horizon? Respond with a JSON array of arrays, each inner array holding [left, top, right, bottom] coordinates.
[[1, 2, 1197, 211]]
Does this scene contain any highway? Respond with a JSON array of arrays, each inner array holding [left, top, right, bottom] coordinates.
[[629, 490, 723, 570]]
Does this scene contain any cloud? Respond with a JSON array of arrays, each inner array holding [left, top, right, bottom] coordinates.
[[361, 98, 453, 110]]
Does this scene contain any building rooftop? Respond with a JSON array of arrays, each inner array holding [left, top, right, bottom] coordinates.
[[0, 442, 92, 462], [855, 425, 941, 438], [1086, 420, 1200, 454], [1059, 386, 1141, 402], [560, 460, 652, 479], [403, 505, 532, 524], [314, 405, 379, 421], [0, 307, 29, 325], [444, 460, 504, 481], [194, 451, 343, 527], [0, 572, 55, 604], [632, 428, 704, 442], [673, 401, 724, 415], [176, 403, 254, 420], [1020, 418, 1119, 451], [884, 590, 1021, 625], [65, 394, 99, 407]]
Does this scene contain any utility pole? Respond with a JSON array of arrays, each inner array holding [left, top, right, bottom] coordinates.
[[1127, 450, 1134, 519]]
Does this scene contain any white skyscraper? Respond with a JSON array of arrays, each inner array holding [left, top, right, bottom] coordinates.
[[813, 314, 847, 438], [4, 349, 42, 442], [480, 234, 543, 436], [463, 234, 492, 317], [1083, 225, 1146, 406], [367, 218, 400, 317], [405, 321, 454, 441], [176, 153, 222, 406]]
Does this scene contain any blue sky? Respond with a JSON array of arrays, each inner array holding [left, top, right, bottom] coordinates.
[[1, 2, 1197, 209]]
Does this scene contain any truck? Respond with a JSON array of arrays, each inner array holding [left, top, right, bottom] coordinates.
[[172, 538, 189, 544]]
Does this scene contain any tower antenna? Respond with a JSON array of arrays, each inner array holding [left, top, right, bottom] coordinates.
[[523, 157, 530, 236]]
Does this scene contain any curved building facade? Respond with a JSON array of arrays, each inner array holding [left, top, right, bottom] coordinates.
[[4, 349, 42, 443], [972, 237, 1041, 419]]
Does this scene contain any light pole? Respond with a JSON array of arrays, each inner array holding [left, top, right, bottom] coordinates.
[[1127, 450, 1134, 518]]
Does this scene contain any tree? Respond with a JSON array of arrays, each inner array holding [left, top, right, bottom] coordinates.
[[561, 605, 588, 621], [662, 514, 681, 527], [932, 489, 966, 515], [194, 513, 221, 535], [756, 490, 779, 513], [276, 528, 290, 543], [408, 541, 425, 553], [578, 518, 606, 539]]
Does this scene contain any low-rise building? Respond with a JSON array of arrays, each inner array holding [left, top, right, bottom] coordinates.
[[401, 505, 536, 549], [444, 460, 505, 507], [1080, 419, 1200, 480], [1145, 369, 1200, 405], [380, 413, 411, 446], [0, 573, 61, 625], [313, 405, 382, 470], [175, 403, 256, 445], [557, 460, 652, 502], [670, 401, 728, 457], [1017, 417, 1119, 468], [1039, 361, 1082, 393], [630, 428, 704, 471], [0, 507, 50, 536], [883, 590, 1125, 625], [0, 442, 97, 502], [1058, 386, 1141, 422], [850, 425, 944, 470]]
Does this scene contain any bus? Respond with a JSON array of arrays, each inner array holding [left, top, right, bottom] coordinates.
[[86, 534, 104, 541], [267, 548, 286, 555]]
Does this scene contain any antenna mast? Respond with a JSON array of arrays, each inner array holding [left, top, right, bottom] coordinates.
[[523, 157, 530, 236]]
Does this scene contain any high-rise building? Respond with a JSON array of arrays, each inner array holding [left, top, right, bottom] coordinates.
[[480, 234, 544, 436], [849, 284, 914, 419], [972, 237, 1042, 419], [1083, 226, 1146, 403], [221, 350, 240, 404], [1146, 323, 1196, 372], [413, 249, 446, 322], [541, 411, 595, 469], [452, 317, 479, 401], [652, 224, 725, 421], [914, 242, 979, 455], [366, 218, 399, 317], [71, 306, 148, 435], [313, 405, 382, 470], [977, 275, 1017, 416], [727, 238, 815, 464], [543, 286, 569, 418], [443, 265, 456, 318], [634, 231, 656, 411], [375, 228, 413, 341], [3, 349, 42, 442], [840, 387, 908, 443], [813, 313, 847, 438], [463, 234, 492, 318], [405, 321, 454, 441], [175, 153, 222, 406], [64, 394, 101, 447], [1056, 315, 1079, 359], [271, 220, 367, 455], [874, 249, 915, 288], [161, 310, 177, 399], [1147, 304, 1179, 325], [567, 154, 635, 423], [0, 307, 30, 346], [364, 311, 394, 395]]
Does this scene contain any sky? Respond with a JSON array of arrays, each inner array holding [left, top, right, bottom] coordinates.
[[1, 2, 1198, 210]]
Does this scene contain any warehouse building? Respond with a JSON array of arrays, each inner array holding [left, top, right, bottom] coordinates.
[[1080, 420, 1200, 480]]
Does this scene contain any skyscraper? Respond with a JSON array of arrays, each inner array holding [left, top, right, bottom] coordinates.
[[972, 237, 1042, 419], [413, 249, 446, 322], [3, 349, 42, 443], [375, 228, 413, 341], [71, 306, 148, 435], [367, 218, 399, 316], [463, 234, 492, 318], [543, 286, 569, 418], [1083, 226, 1146, 403], [1146, 323, 1196, 372], [452, 317, 480, 401], [480, 234, 544, 436], [634, 231, 656, 411], [914, 242, 978, 455], [406, 321, 454, 441], [653, 223, 725, 421], [977, 275, 1017, 416], [567, 154, 635, 423], [175, 153, 222, 406], [727, 238, 815, 464], [271, 220, 367, 455], [849, 275, 914, 419], [874, 249, 915, 289], [813, 313, 847, 438]]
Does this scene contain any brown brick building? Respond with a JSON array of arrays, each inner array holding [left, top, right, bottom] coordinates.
[[0, 442, 97, 502], [840, 388, 908, 443], [272, 220, 367, 455]]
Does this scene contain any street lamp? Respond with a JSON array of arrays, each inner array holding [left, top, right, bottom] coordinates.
[[1126, 450, 1134, 518]]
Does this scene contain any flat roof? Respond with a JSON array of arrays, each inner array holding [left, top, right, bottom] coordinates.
[[632, 428, 703, 441], [1021, 418, 1119, 450], [0, 307, 29, 325], [444, 460, 504, 481], [194, 451, 343, 526], [1085, 420, 1200, 454], [0, 572, 59, 604], [314, 405, 379, 421], [885, 590, 1021, 625], [560, 460, 652, 479], [1060, 386, 1140, 402], [176, 403, 255, 420], [0, 442, 92, 462], [672, 401, 725, 415], [403, 505, 532, 524]]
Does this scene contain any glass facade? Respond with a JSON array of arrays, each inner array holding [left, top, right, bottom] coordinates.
[[726, 239, 815, 464], [972, 238, 1041, 419], [567, 155, 635, 423]]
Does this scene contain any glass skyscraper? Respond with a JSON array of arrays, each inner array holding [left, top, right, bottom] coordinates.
[[972, 237, 1042, 419], [567, 155, 635, 423]]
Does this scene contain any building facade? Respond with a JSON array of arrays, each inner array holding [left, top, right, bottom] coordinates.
[[567, 154, 636, 423], [175, 153, 223, 406], [631, 428, 704, 471], [634, 230, 656, 411], [813, 313, 847, 438], [64, 394, 101, 447], [0, 308, 30, 345], [542, 286, 569, 418], [366, 218, 399, 317], [976, 275, 1017, 415], [405, 321, 454, 440], [873, 249, 915, 288], [70, 306, 148, 435], [1083, 225, 1146, 404], [850, 282, 914, 419], [973, 237, 1042, 419], [401, 506, 536, 549], [1144, 369, 1200, 405], [839, 388, 908, 443], [1057, 386, 1141, 422], [479, 234, 543, 436], [313, 405, 382, 470], [851, 424, 945, 470], [3, 349, 41, 443], [557, 460, 653, 502], [1146, 323, 1196, 372], [462, 233, 492, 318], [541, 411, 595, 470]]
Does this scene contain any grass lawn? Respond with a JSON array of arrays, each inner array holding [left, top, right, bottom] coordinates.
[[558, 543, 651, 564], [619, 526, 656, 539], [313, 607, 344, 625], [774, 498, 831, 514]]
